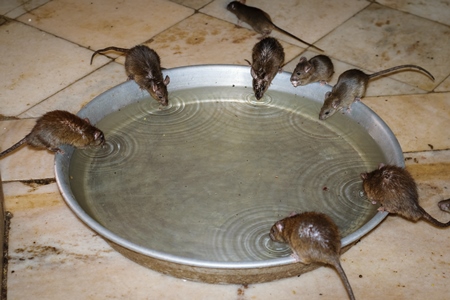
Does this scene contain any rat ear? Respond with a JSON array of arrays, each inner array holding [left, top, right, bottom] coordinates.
[[360, 173, 367, 180], [94, 130, 103, 140], [325, 91, 331, 98], [84, 118, 91, 124], [151, 81, 157, 92], [250, 67, 257, 79], [275, 221, 284, 233], [378, 163, 385, 169], [304, 64, 312, 73], [164, 75, 170, 86], [299, 56, 307, 63], [331, 99, 340, 108]]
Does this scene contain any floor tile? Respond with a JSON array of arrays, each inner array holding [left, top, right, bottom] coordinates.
[[364, 92, 450, 152], [19, 62, 125, 118], [0, 119, 55, 181], [316, 3, 450, 91], [201, 0, 370, 48], [170, 0, 214, 10], [3, 0, 51, 19], [17, 0, 194, 50], [145, 13, 303, 67], [0, 21, 111, 116], [378, 0, 450, 26]]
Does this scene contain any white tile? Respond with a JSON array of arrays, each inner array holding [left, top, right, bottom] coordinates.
[[17, 0, 194, 50], [378, 0, 450, 26], [364, 92, 450, 152], [19, 62, 126, 118], [201, 0, 370, 48], [317, 3, 450, 91], [0, 21, 110, 116]]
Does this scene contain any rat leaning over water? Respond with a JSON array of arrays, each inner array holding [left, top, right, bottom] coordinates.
[[90, 45, 170, 106], [319, 65, 434, 120], [248, 37, 285, 100], [270, 211, 356, 300], [226, 1, 323, 52], [360, 164, 450, 228], [0, 110, 105, 158]]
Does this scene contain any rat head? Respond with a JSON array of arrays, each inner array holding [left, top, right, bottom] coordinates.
[[91, 129, 105, 146], [226, 1, 242, 13], [146, 75, 170, 106], [319, 91, 340, 120], [251, 68, 270, 100], [269, 220, 286, 243], [290, 57, 312, 87]]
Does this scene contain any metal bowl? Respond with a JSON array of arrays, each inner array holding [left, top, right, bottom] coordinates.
[[55, 65, 403, 284]]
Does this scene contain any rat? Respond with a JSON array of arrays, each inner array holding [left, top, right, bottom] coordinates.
[[318, 65, 435, 120], [270, 211, 356, 300], [226, 1, 323, 52], [290, 55, 334, 87], [248, 37, 285, 100], [90, 45, 170, 106], [360, 164, 450, 228], [438, 199, 450, 213], [0, 110, 105, 158]]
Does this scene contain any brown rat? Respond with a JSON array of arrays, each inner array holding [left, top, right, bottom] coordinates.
[[438, 199, 450, 213], [90, 45, 170, 106], [0, 110, 105, 158], [249, 37, 285, 100], [360, 164, 450, 228], [226, 1, 323, 52], [319, 65, 435, 120], [270, 211, 355, 300], [290, 55, 334, 87]]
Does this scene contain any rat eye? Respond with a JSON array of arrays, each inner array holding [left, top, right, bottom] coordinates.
[[296, 72, 301, 75]]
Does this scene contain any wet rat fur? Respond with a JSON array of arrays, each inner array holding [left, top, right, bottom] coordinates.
[[360, 164, 450, 228], [290, 55, 334, 87], [90, 45, 170, 106], [248, 37, 285, 100], [319, 65, 435, 120], [226, 1, 323, 52], [0, 110, 105, 158], [270, 212, 355, 300]]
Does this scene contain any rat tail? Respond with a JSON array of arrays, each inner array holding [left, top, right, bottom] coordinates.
[[90, 46, 130, 65], [0, 136, 28, 159], [271, 24, 323, 52], [419, 206, 450, 228], [368, 65, 435, 81], [333, 261, 356, 300]]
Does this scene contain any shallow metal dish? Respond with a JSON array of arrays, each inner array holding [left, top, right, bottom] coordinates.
[[55, 65, 403, 284]]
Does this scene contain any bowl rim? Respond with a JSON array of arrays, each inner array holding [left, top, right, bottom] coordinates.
[[55, 64, 402, 269]]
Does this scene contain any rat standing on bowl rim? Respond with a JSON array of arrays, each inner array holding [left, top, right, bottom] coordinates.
[[290, 55, 334, 87], [319, 65, 435, 120], [90, 45, 170, 106], [226, 0, 323, 52], [361, 164, 450, 228], [0, 110, 105, 158], [270, 211, 356, 300], [248, 37, 285, 100]]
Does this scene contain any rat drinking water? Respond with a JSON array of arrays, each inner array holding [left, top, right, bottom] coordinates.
[[360, 164, 450, 228], [0, 110, 105, 158], [290, 55, 334, 87], [270, 211, 356, 300], [90, 45, 170, 106], [226, 1, 323, 52], [248, 37, 285, 100], [319, 65, 435, 120]]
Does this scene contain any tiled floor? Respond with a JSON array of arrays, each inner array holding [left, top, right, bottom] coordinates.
[[1, 0, 449, 299]]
